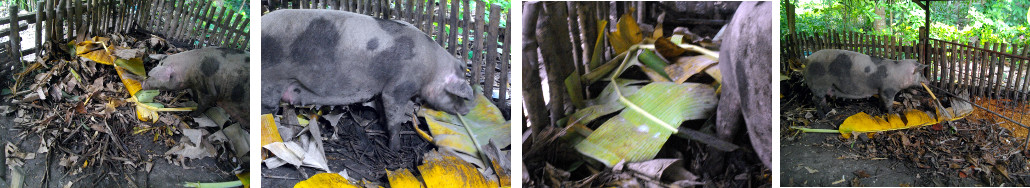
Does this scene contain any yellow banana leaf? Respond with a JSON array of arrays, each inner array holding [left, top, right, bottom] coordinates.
[[114, 58, 146, 76], [418, 149, 500, 187], [74, 37, 115, 65], [387, 169, 425, 188], [665, 55, 718, 84], [381, 149, 506, 187], [609, 10, 643, 55], [261, 114, 284, 147], [838, 106, 973, 139], [236, 172, 250, 188], [589, 20, 609, 69], [294, 173, 361, 188], [418, 86, 510, 162], [575, 82, 717, 166]]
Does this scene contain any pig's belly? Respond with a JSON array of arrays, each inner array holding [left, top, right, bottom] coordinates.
[[287, 81, 379, 107], [827, 84, 876, 99]]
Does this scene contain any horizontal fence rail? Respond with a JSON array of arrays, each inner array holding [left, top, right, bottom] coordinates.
[[263, 0, 511, 109], [782, 31, 1030, 101]]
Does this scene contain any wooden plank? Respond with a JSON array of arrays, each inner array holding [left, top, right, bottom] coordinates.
[[483, 4, 500, 99], [174, 1, 197, 42], [499, 11, 509, 108], [9, 5, 22, 60], [977, 43, 988, 96], [162, 0, 181, 36], [194, 1, 214, 46], [1019, 45, 1030, 101], [70, 0, 77, 38], [59, 0, 67, 39], [994, 43, 1007, 97], [461, 0, 470, 59], [959, 42, 968, 91], [226, 12, 244, 46], [447, 0, 458, 54], [471, 0, 484, 85], [1005, 44, 1019, 99], [177, 1, 198, 43], [205, 7, 225, 46], [435, 0, 446, 46], [416, 0, 425, 31], [425, 0, 434, 34], [220, 13, 242, 46], [36, 0, 42, 50], [232, 17, 249, 49], [239, 17, 250, 49], [197, 2, 215, 47]]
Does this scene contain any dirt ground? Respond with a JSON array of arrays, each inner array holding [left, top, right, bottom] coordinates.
[[0, 115, 238, 188], [780, 77, 1030, 186], [260, 105, 438, 187]]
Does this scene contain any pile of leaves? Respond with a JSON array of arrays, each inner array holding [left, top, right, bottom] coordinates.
[[524, 5, 769, 187], [261, 86, 511, 187], [3, 32, 248, 187]]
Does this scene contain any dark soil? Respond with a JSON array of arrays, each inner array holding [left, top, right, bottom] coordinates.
[[260, 105, 434, 187], [0, 115, 237, 188], [780, 75, 1030, 186]]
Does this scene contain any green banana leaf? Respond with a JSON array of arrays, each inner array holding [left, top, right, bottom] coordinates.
[[419, 86, 510, 168], [574, 82, 717, 166]]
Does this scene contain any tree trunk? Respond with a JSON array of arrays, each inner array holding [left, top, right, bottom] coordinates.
[[784, 0, 796, 35], [522, 1, 549, 134], [874, 2, 886, 31], [537, 2, 576, 126]]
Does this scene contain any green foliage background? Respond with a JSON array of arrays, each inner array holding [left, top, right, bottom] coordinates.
[[782, 0, 1030, 46]]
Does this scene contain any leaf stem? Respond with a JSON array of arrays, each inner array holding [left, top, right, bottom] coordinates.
[[609, 46, 678, 133]]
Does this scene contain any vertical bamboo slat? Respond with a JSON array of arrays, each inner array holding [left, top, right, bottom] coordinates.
[[447, 0, 458, 54], [484, 4, 499, 99], [471, 1, 484, 86], [499, 12, 509, 107], [1019, 46, 1030, 101], [9, 5, 22, 60], [35, 1, 42, 52]]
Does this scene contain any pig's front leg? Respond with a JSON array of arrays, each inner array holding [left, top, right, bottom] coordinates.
[[190, 83, 220, 117], [812, 95, 828, 118], [880, 89, 898, 115], [382, 84, 418, 150]]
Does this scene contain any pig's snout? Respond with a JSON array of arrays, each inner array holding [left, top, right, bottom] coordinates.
[[455, 100, 471, 115]]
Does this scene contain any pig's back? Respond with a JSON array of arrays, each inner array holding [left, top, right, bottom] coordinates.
[[260, 9, 440, 109], [804, 49, 881, 98]]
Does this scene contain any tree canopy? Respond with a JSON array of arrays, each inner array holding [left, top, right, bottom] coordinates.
[[782, 0, 1030, 45]]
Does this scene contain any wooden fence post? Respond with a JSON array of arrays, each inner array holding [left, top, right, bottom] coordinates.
[[36, 0, 42, 55], [10, 5, 22, 61], [471, 1, 484, 89], [484, 4, 499, 100], [499, 12, 509, 109]]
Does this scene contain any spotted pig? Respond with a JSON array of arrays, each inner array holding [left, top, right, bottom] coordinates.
[[260, 9, 474, 150], [142, 47, 250, 125], [804, 49, 928, 116]]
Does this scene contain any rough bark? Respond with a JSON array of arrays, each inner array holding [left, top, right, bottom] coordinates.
[[536, 2, 576, 126], [522, 1, 549, 134]]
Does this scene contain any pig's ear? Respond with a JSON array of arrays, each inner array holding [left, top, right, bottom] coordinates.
[[914, 64, 928, 73], [444, 74, 474, 100]]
